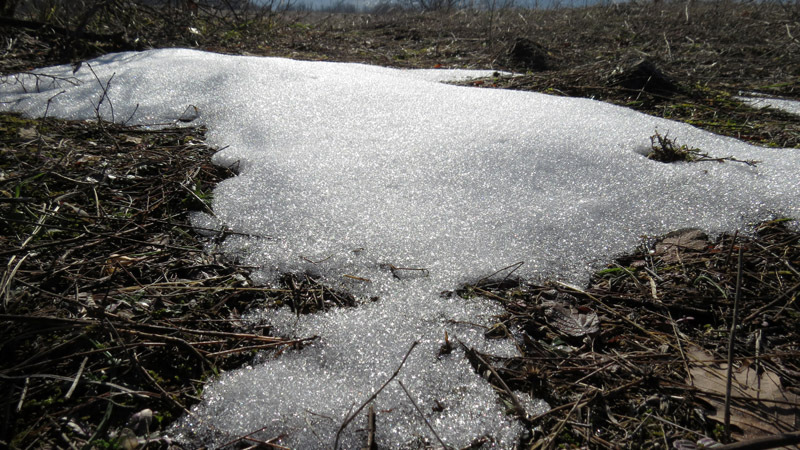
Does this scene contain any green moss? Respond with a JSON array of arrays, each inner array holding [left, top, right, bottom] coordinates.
[[0, 113, 41, 135], [595, 267, 628, 277]]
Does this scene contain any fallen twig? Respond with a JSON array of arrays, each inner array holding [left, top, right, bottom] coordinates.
[[398, 380, 448, 449], [334, 341, 418, 449], [724, 245, 743, 441], [713, 431, 800, 450], [463, 344, 529, 422]]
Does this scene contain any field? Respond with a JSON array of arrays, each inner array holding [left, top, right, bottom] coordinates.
[[1, 1, 799, 448]]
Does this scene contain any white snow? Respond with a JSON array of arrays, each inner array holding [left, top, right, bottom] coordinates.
[[736, 93, 800, 116], [2, 48, 799, 449]]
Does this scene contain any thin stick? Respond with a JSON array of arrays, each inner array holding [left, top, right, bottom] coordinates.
[[16, 377, 29, 412], [205, 337, 318, 358], [397, 380, 448, 449], [544, 393, 583, 450], [65, 356, 88, 399], [712, 430, 800, 450], [218, 424, 271, 448], [116, 328, 217, 374], [475, 261, 524, 286], [528, 392, 595, 427], [724, 245, 743, 441], [333, 341, 418, 449], [365, 404, 377, 450], [104, 317, 189, 413], [0, 314, 287, 342], [342, 274, 371, 282], [2, 254, 29, 310], [725, 230, 740, 270], [0, 373, 150, 397], [465, 346, 528, 421], [218, 423, 290, 449], [742, 280, 800, 323], [668, 311, 693, 385], [86, 63, 116, 124], [754, 242, 800, 277]]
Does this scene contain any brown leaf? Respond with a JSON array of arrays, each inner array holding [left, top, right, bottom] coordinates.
[[18, 127, 37, 139], [123, 135, 143, 145], [657, 228, 709, 253], [687, 346, 799, 440], [104, 254, 147, 275], [544, 303, 599, 337]]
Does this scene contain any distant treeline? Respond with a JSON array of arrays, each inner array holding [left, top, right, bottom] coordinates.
[[286, 0, 617, 13], [0, 0, 639, 20], [0, 0, 785, 23]]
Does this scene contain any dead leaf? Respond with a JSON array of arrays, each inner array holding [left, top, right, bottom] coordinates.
[[104, 254, 147, 275], [544, 303, 599, 337], [18, 127, 37, 139], [657, 229, 709, 253], [123, 135, 143, 145], [76, 154, 101, 165], [686, 346, 799, 440]]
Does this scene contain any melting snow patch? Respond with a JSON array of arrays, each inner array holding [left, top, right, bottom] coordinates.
[[736, 93, 800, 116], [2, 49, 799, 448]]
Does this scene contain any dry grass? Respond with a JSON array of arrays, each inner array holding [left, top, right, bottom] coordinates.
[[457, 223, 799, 448], [0, 113, 330, 448]]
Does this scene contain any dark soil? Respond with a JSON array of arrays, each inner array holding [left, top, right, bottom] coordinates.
[[1, 1, 798, 449]]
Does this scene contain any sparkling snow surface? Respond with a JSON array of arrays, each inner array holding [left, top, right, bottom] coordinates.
[[736, 94, 800, 116], [2, 49, 799, 448]]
